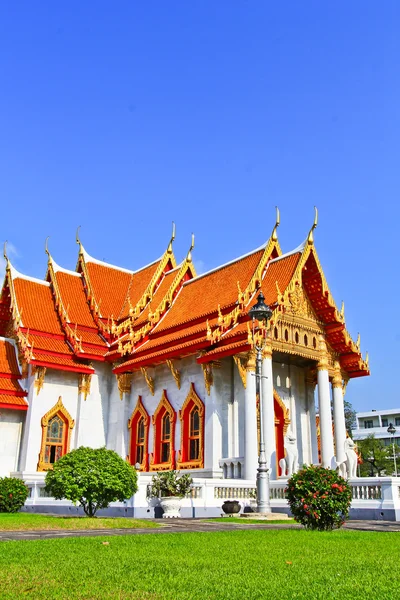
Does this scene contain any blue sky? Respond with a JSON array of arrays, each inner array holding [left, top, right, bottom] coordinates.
[[0, 2, 399, 412]]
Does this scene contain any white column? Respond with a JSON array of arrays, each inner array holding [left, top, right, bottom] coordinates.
[[112, 374, 132, 459], [332, 362, 347, 466], [306, 371, 319, 464], [204, 363, 224, 478], [261, 342, 276, 479], [317, 340, 334, 468], [244, 352, 258, 481]]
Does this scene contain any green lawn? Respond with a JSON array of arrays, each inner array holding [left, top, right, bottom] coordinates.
[[0, 513, 158, 531], [0, 529, 399, 599], [206, 517, 295, 524]]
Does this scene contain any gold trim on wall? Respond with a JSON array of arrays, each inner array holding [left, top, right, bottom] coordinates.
[[37, 396, 75, 472]]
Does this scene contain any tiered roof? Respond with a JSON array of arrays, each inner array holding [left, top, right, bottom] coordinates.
[[0, 337, 27, 410], [0, 214, 369, 404]]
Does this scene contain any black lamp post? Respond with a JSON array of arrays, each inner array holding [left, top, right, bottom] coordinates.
[[387, 423, 398, 477], [248, 291, 273, 514]]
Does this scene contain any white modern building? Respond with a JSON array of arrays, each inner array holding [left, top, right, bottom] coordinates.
[[352, 409, 400, 446]]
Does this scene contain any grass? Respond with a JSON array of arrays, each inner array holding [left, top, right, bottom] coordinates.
[[0, 529, 399, 599], [205, 517, 295, 524], [0, 513, 158, 531]]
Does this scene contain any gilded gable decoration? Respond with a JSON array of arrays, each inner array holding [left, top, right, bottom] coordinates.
[[166, 359, 181, 390], [33, 366, 46, 395], [78, 373, 92, 400], [233, 355, 247, 388], [141, 367, 155, 396], [116, 373, 132, 400]]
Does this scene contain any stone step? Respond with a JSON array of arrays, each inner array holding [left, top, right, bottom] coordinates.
[[240, 512, 291, 520]]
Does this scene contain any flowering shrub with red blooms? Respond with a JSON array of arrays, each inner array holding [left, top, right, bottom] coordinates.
[[0, 477, 29, 513], [285, 465, 352, 531]]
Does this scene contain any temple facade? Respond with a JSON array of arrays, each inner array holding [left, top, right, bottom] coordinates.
[[0, 213, 370, 513]]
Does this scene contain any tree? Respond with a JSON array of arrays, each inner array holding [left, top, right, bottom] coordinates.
[[45, 447, 138, 517], [357, 435, 400, 477], [344, 400, 357, 436]]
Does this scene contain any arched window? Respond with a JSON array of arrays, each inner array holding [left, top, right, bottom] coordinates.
[[274, 326, 278, 340], [37, 397, 74, 471], [128, 396, 150, 471], [295, 331, 299, 344], [150, 390, 176, 471], [177, 383, 205, 469], [304, 334, 308, 347], [284, 329, 289, 342]]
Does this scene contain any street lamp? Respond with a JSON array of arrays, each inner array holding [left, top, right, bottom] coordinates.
[[387, 423, 398, 477], [248, 291, 273, 514]]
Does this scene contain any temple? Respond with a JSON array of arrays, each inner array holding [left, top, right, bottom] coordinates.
[[0, 212, 372, 516]]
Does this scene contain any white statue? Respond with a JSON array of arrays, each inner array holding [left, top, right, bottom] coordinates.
[[344, 438, 358, 478], [337, 460, 347, 479], [279, 433, 299, 477]]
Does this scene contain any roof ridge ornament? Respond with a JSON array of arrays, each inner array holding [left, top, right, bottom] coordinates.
[[187, 233, 195, 263], [3, 241, 10, 268], [271, 206, 280, 242], [167, 221, 176, 254], [76, 225, 82, 253], [307, 206, 318, 244]]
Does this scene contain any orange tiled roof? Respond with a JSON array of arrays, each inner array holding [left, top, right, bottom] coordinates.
[[0, 394, 28, 408], [56, 271, 98, 328], [118, 260, 164, 320], [0, 339, 20, 376], [53, 270, 108, 354], [27, 333, 72, 354], [13, 279, 63, 335], [0, 378, 25, 393], [156, 249, 264, 333], [85, 262, 133, 319], [261, 252, 302, 305], [31, 350, 94, 372], [0, 338, 27, 407], [133, 269, 178, 327]]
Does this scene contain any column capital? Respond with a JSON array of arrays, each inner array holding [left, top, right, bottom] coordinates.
[[332, 360, 343, 389], [262, 338, 272, 360], [246, 350, 256, 372], [317, 335, 329, 371]]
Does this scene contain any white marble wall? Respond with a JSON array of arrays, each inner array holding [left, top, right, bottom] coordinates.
[[0, 409, 25, 476], [9, 354, 318, 482]]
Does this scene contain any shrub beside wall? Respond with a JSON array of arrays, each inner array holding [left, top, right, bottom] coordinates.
[[0, 477, 29, 513], [286, 465, 352, 531]]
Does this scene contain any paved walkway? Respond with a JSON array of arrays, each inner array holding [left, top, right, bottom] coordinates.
[[0, 519, 398, 542]]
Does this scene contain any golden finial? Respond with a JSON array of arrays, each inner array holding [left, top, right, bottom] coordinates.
[[187, 233, 195, 262], [307, 206, 318, 244], [271, 206, 280, 242], [356, 332, 361, 350], [76, 226, 82, 251], [167, 222, 176, 254], [45, 236, 51, 260], [365, 351, 369, 367], [340, 301, 345, 320], [3, 241, 9, 266]]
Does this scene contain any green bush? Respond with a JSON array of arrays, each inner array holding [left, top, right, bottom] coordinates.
[[285, 465, 352, 531], [0, 477, 29, 513], [45, 447, 138, 517], [149, 471, 193, 498]]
